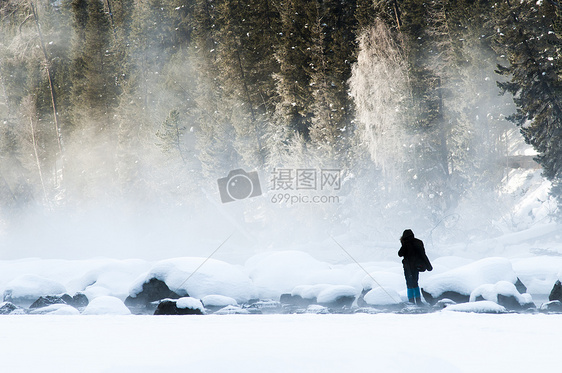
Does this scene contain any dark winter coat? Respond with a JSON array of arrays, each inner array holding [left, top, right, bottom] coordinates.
[[398, 230, 433, 273]]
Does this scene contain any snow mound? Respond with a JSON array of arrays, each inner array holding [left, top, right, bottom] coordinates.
[[3, 274, 66, 307], [511, 256, 562, 294], [291, 284, 331, 299], [364, 287, 402, 306], [470, 281, 531, 306], [130, 257, 257, 303], [69, 260, 150, 300], [82, 296, 131, 315], [423, 257, 517, 297], [245, 251, 331, 299], [317, 285, 358, 304], [176, 297, 204, 312], [361, 271, 404, 293], [29, 304, 80, 315], [290, 284, 358, 304], [202, 295, 237, 307], [443, 301, 507, 314]]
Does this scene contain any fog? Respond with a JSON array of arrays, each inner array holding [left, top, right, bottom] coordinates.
[[0, 1, 543, 264]]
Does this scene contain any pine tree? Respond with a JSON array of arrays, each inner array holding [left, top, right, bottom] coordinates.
[[70, 0, 119, 127], [214, 0, 280, 169], [307, 0, 356, 153], [273, 0, 315, 138], [191, 0, 238, 181], [67, 0, 121, 201], [495, 0, 562, 207]]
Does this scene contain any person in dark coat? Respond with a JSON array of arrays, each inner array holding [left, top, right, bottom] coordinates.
[[398, 229, 433, 305]]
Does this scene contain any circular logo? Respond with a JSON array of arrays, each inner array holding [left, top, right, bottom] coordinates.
[[226, 174, 254, 200]]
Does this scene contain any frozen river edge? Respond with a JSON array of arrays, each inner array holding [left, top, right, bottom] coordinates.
[[0, 313, 559, 373]]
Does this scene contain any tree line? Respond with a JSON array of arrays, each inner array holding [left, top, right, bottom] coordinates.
[[0, 0, 560, 237]]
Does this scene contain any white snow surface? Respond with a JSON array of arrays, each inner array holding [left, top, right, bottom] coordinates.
[[1, 313, 560, 372], [175, 297, 204, 312], [82, 296, 131, 315], [130, 257, 257, 303], [422, 257, 518, 297]]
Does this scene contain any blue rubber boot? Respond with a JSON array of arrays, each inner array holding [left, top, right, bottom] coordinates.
[[407, 288, 415, 304], [413, 287, 423, 305]]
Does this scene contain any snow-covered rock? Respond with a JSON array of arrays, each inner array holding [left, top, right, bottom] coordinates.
[[125, 278, 182, 311], [245, 251, 331, 299], [29, 293, 89, 309], [82, 296, 131, 315], [214, 305, 250, 315], [291, 284, 331, 300], [363, 287, 402, 306], [201, 295, 237, 308], [422, 257, 518, 303], [29, 294, 72, 309], [176, 297, 204, 312], [443, 301, 508, 314], [549, 280, 562, 302], [305, 305, 330, 314], [291, 284, 357, 301], [130, 257, 256, 303], [511, 256, 562, 294], [0, 302, 20, 315], [2, 274, 66, 308], [284, 284, 358, 308], [154, 298, 204, 315], [69, 259, 151, 300], [29, 304, 80, 315], [539, 300, 562, 313], [470, 281, 534, 310], [243, 300, 282, 314], [316, 285, 358, 307]]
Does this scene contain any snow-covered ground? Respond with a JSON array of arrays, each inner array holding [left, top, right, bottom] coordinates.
[[0, 313, 559, 373], [1, 252, 560, 308], [0, 135, 560, 371]]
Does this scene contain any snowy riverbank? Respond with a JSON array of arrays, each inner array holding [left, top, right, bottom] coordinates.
[[0, 248, 561, 315], [0, 313, 559, 372]]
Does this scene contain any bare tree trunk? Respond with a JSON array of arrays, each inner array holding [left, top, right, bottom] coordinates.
[[104, 0, 116, 33], [29, 0, 64, 183], [392, 0, 402, 29], [436, 77, 450, 178], [29, 116, 48, 203]]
